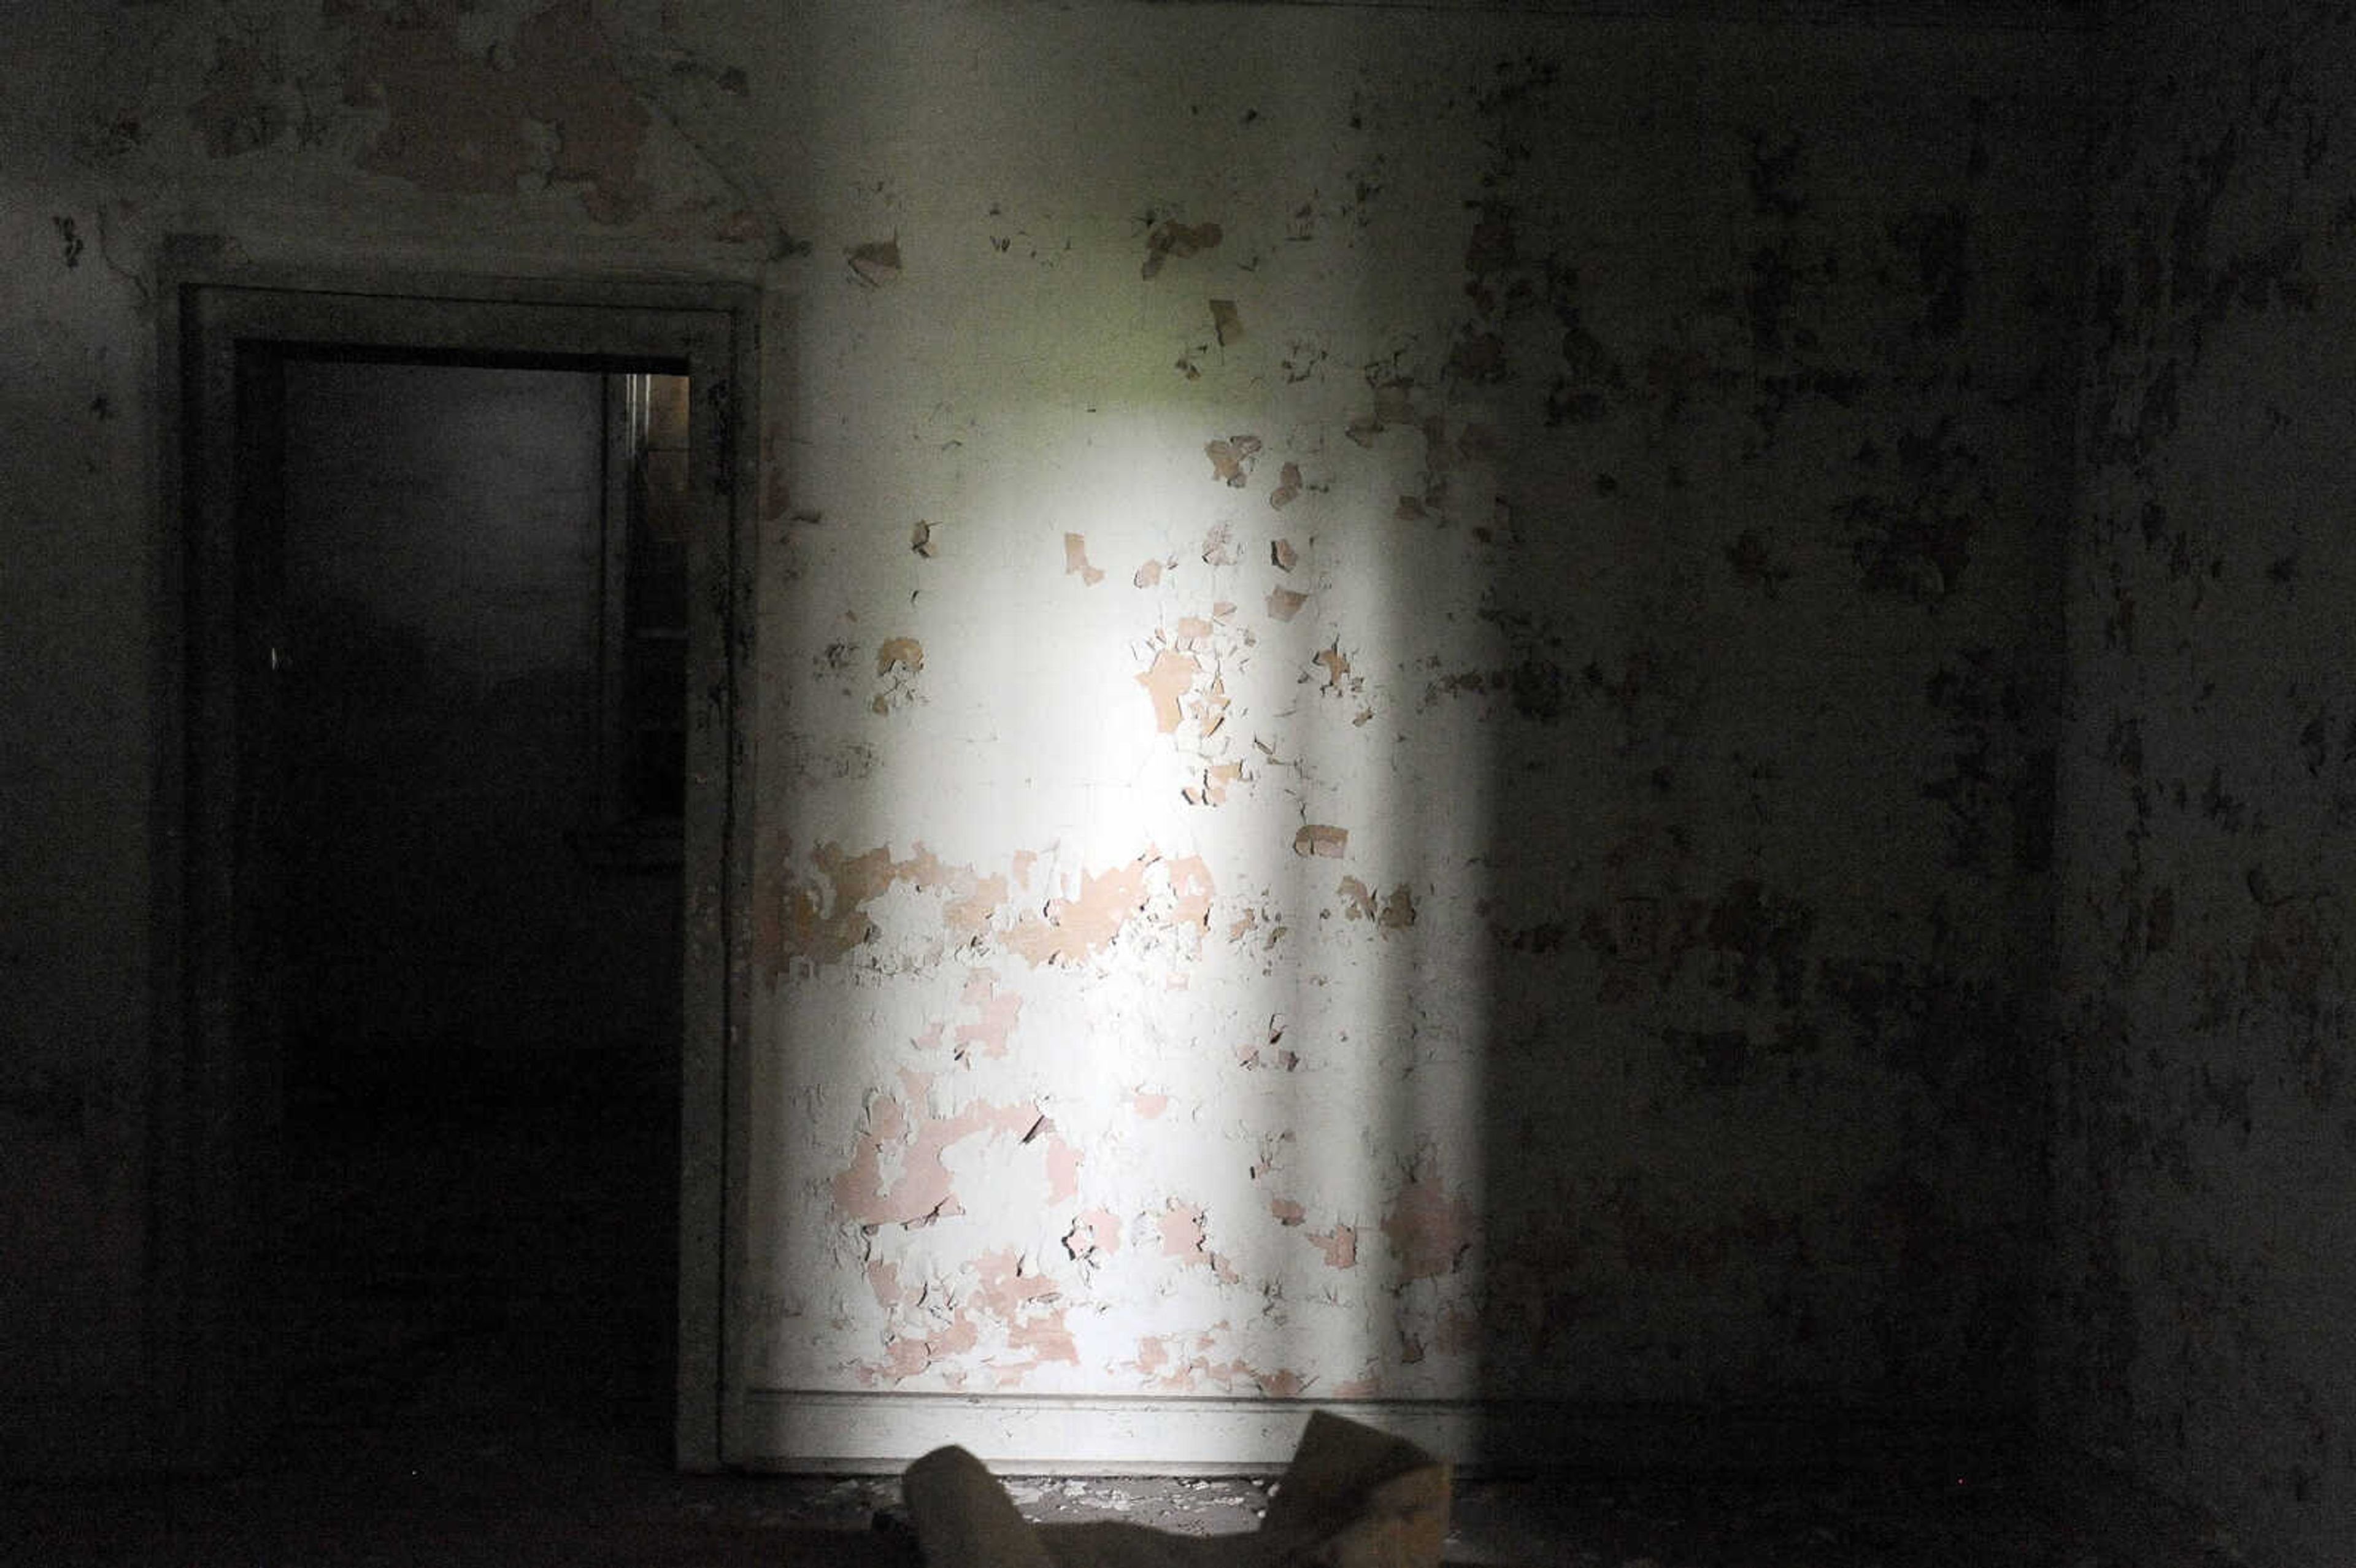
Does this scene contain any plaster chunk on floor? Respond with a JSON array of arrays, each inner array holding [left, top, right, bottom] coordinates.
[[899, 1410, 1449, 1568]]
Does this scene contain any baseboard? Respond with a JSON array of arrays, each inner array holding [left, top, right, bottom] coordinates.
[[730, 1389, 2017, 1477]]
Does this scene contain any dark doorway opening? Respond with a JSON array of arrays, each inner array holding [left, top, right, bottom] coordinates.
[[157, 274, 756, 1474], [258, 356, 683, 1466]]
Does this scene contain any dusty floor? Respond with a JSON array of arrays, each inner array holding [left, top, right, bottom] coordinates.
[[6, 1097, 2236, 1566], [6, 1431, 2242, 1566]]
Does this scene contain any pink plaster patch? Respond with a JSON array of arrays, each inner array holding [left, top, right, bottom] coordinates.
[[1309, 1222, 1359, 1269], [1160, 1201, 1209, 1262], [1381, 1147, 1476, 1280], [830, 1097, 1045, 1228], [1131, 1090, 1171, 1119], [953, 970, 1023, 1061], [1064, 1207, 1123, 1259]]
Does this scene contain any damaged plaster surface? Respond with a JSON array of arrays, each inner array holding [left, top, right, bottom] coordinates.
[[45, 0, 2349, 1537], [2048, 2, 2356, 1561], [738, 7, 2085, 1429]]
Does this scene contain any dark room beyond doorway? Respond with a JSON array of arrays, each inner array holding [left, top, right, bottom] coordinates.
[[264, 358, 686, 1464]]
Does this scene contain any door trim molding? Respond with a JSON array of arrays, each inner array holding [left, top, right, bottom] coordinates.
[[152, 258, 761, 1472]]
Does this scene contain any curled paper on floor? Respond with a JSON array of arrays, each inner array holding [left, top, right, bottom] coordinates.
[[901, 1410, 1450, 1568]]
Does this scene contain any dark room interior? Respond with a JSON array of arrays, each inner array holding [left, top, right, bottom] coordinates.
[[4, 1, 2354, 1564]]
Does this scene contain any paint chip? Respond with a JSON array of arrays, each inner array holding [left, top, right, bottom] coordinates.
[[912, 520, 938, 556], [1142, 218, 1223, 279], [1270, 461, 1303, 509], [1204, 435, 1262, 486], [1315, 643, 1351, 690], [1210, 298, 1244, 345], [1201, 522, 1238, 565], [849, 236, 903, 285], [1138, 649, 1200, 733], [1271, 538, 1299, 572], [1293, 824, 1348, 858], [1064, 532, 1105, 586], [1134, 558, 1165, 588], [876, 637, 923, 675], [1266, 586, 1309, 621]]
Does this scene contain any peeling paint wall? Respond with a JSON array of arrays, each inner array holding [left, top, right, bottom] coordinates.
[[0, 0, 2094, 1469], [738, 7, 2085, 1424], [2047, 3, 2356, 1561]]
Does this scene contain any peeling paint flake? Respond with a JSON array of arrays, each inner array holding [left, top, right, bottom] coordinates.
[[1141, 218, 1223, 279], [1137, 648, 1201, 734], [849, 236, 903, 286], [1204, 436, 1262, 488], [342, 0, 650, 219], [1063, 532, 1106, 586], [1293, 824, 1348, 858]]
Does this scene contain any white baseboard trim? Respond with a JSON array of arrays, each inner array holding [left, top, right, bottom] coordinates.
[[730, 1389, 2011, 1476]]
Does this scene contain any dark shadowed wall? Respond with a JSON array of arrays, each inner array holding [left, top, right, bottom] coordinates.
[[2047, 3, 2356, 1561]]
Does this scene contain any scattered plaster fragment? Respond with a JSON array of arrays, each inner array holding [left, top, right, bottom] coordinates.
[[1379, 886, 1418, 932], [1063, 532, 1106, 585], [1210, 298, 1244, 345], [1271, 538, 1299, 572], [1270, 1198, 1306, 1226], [1142, 219, 1223, 279], [849, 236, 903, 286], [1314, 642, 1351, 690], [1381, 1147, 1475, 1281], [876, 637, 923, 675], [1227, 909, 1259, 942], [1134, 559, 1165, 588], [1198, 760, 1245, 805], [1293, 824, 1348, 858], [911, 520, 938, 556], [1266, 586, 1309, 621], [1174, 617, 1214, 650], [1201, 521, 1238, 564], [1308, 1223, 1358, 1269], [1338, 876, 1377, 920], [1138, 649, 1201, 734], [1269, 462, 1303, 509], [1204, 436, 1262, 486]]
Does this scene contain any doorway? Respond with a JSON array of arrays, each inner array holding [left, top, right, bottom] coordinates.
[[155, 274, 758, 1472], [266, 356, 681, 1465]]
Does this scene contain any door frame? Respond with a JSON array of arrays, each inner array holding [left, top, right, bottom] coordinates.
[[151, 262, 760, 1470]]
